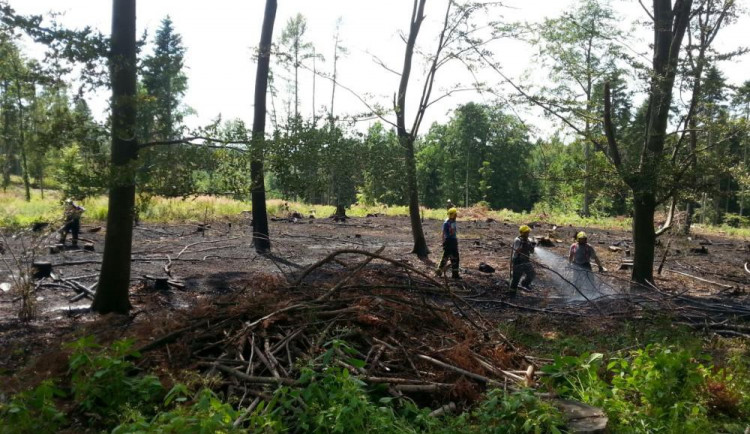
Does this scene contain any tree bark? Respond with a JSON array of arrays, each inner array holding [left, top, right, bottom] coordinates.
[[404, 135, 428, 257], [632, 191, 657, 284], [250, 0, 276, 253], [628, 0, 691, 284], [12, 76, 30, 201], [93, 0, 137, 314], [395, 0, 429, 258]]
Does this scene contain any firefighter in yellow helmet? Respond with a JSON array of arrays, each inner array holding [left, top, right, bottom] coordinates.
[[568, 232, 606, 272], [436, 207, 460, 279], [510, 225, 536, 291]]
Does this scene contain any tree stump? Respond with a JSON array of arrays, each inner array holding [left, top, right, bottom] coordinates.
[[31, 222, 49, 232], [32, 262, 53, 279], [617, 260, 633, 271], [555, 399, 608, 433], [478, 262, 495, 273], [154, 278, 170, 291]]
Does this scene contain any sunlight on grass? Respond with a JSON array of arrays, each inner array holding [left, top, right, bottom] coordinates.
[[0, 183, 746, 238]]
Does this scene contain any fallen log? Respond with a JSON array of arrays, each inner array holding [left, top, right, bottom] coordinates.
[[666, 269, 734, 290], [416, 354, 502, 386]]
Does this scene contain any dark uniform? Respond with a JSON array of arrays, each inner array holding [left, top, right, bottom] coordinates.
[[438, 217, 460, 278], [510, 236, 536, 290], [60, 201, 85, 247]]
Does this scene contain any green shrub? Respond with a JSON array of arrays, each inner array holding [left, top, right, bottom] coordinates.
[[541, 344, 750, 433], [0, 380, 67, 434], [113, 387, 268, 433], [66, 337, 164, 425], [443, 388, 565, 434]]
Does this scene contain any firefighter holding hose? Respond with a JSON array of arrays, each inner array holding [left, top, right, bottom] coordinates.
[[510, 225, 536, 291], [568, 232, 607, 272]]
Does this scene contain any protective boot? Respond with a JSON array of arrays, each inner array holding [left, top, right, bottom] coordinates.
[[451, 270, 461, 280]]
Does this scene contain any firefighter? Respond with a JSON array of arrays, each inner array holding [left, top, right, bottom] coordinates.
[[510, 225, 536, 291], [59, 199, 85, 247], [568, 232, 607, 272], [436, 207, 460, 279]]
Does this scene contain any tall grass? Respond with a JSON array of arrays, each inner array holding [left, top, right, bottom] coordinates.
[[0, 183, 746, 238]]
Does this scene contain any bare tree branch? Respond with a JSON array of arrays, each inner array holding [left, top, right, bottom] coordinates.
[[638, 0, 656, 22]]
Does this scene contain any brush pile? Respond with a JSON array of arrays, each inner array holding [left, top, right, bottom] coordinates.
[[135, 249, 533, 409]]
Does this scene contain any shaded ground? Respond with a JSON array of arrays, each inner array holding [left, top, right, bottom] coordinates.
[[1, 214, 748, 378]]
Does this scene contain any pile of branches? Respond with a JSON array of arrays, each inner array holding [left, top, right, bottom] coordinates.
[[136, 249, 535, 410]]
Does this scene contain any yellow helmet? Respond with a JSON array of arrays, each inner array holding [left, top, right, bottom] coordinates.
[[447, 207, 458, 217], [519, 225, 531, 234], [576, 231, 587, 240]]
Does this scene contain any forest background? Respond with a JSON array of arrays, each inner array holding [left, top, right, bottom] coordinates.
[[1, 0, 749, 230]]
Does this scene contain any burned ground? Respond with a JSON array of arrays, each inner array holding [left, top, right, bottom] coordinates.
[[1, 214, 748, 415]]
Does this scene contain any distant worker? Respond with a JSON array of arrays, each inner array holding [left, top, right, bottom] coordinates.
[[59, 199, 85, 247], [510, 225, 536, 291], [568, 232, 607, 272], [437, 207, 460, 279], [446, 199, 455, 210]]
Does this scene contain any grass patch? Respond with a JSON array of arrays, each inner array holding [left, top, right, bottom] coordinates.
[[498, 316, 699, 359], [0, 181, 746, 239]]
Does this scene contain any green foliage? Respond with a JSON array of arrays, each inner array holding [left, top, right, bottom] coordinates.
[[53, 143, 107, 199], [0, 380, 67, 434], [359, 123, 406, 206], [66, 336, 164, 425], [277, 366, 420, 433], [542, 343, 750, 433], [113, 388, 262, 433], [443, 389, 565, 434], [417, 104, 538, 211]]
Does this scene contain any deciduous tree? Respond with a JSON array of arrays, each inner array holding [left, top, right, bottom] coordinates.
[[93, 0, 137, 314]]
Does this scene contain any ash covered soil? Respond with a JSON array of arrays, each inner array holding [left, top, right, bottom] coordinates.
[[1, 213, 749, 376]]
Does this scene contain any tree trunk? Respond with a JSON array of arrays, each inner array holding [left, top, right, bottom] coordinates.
[[93, 0, 137, 315], [582, 33, 593, 217], [250, 0, 276, 253], [405, 136, 428, 257], [1, 80, 10, 191], [583, 142, 590, 216], [13, 81, 30, 201], [632, 191, 656, 284], [335, 202, 346, 218], [395, 0, 430, 258], [682, 200, 694, 235], [19, 143, 30, 201], [628, 0, 691, 284]]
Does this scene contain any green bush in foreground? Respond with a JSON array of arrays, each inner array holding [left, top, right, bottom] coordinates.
[[1, 337, 566, 433], [6, 336, 748, 433], [0, 380, 67, 434], [542, 344, 750, 433]]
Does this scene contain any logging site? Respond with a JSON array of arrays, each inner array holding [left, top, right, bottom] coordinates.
[[1, 0, 750, 432]]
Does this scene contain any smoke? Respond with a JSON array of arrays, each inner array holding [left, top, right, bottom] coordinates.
[[534, 247, 619, 302]]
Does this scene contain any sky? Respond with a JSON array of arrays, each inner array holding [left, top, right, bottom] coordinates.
[[9, 0, 750, 138]]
